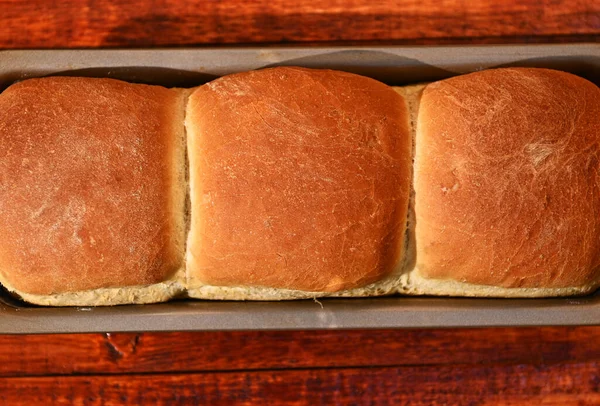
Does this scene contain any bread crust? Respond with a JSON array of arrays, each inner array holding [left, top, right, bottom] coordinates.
[[415, 68, 600, 289], [0, 77, 186, 300], [186, 67, 412, 293]]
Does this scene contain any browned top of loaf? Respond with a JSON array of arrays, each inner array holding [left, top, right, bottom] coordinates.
[[186, 67, 411, 292], [416, 68, 600, 288], [0, 77, 184, 295]]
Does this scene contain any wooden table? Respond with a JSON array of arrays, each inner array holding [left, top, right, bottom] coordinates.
[[1, 1, 599, 404]]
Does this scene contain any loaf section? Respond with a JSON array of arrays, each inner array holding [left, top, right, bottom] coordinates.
[[0, 67, 598, 306], [406, 68, 600, 297], [185, 67, 413, 299], [0, 77, 187, 305]]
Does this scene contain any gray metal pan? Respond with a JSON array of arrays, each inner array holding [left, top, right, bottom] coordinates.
[[0, 44, 598, 333]]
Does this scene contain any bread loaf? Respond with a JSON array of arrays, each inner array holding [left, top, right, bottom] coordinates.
[[0, 77, 187, 305], [0, 67, 598, 306], [406, 68, 600, 297], [185, 67, 413, 299]]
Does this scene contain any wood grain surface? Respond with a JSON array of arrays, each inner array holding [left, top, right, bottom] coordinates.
[[2, 0, 600, 404], [0, 327, 599, 377], [0, 327, 598, 404], [1, 362, 599, 405], [1, 0, 599, 48]]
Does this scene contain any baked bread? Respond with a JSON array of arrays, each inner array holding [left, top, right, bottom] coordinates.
[[2, 67, 598, 305], [407, 68, 600, 297], [185, 67, 413, 299], [0, 77, 187, 305]]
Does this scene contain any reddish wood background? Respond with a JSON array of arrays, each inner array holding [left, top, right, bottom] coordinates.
[[2, 0, 600, 48], [0, 328, 599, 404], [1, 0, 600, 404]]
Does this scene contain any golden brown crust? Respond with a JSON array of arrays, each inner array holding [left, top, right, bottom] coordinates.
[[186, 67, 412, 292], [415, 68, 600, 289], [0, 77, 186, 296]]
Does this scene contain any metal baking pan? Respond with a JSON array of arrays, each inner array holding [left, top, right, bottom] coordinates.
[[0, 44, 598, 333]]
